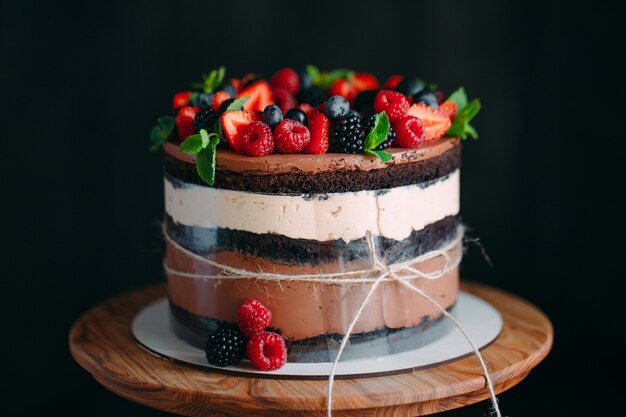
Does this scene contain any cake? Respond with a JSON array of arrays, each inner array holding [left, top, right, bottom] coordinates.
[[151, 66, 480, 367]]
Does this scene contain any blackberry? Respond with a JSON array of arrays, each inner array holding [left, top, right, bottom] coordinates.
[[363, 114, 397, 150], [193, 106, 218, 133], [330, 114, 365, 154], [297, 86, 325, 107], [205, 326, 246, 367]]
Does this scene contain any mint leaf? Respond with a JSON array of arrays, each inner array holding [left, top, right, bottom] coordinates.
[[465, 124, 479, 139], [446, 95, 482, 139], [225, 96, 249, 112], [180, 129, 214, 154], [365, 149, 393, 162], [463, 99, 481, 121], [364, 112, 390, 150], [149, 116, 175, 151], [192, 66, 227, 93], [196, 135, 220, 185], [306, 64, 321, 84], [447, 87, 468, 109]]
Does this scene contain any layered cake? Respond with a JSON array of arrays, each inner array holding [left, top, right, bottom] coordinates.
[[151, 66, 480, 366]]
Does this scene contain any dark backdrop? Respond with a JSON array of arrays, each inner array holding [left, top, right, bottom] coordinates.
[[2, 0, 623, 415]]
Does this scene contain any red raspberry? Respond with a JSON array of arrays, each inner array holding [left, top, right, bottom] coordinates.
[[173, 91, 191, 109], [270, 68, 300, 95], [175, 106, 200, 140], [241, 122, 275, 156], [393, 115, 426, 148], [246, 331, 287, 371], [272, 88, 297, 114], [273, 119, 311, 154], [374, 90, 410, 121], [238, 299, 272, 338]]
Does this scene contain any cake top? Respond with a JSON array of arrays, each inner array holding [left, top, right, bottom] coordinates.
[[150, 66, 480, 185]]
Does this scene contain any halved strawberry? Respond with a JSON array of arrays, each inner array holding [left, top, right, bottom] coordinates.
[[303, 110, 329, 154], [212, 90, 231, 112], [175, 106, 200, 140], [298, 103, 316, 119], [173, 91, 192, 109], [329, 73, 379, 104], [438, 100, 458, 121], [238, 80, 274, 112], [220, 110, 263, 153], [406, 103, 452, 141]]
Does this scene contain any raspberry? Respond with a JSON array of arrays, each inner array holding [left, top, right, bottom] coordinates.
[[374, 90, 410, 121], [175, 106, 200, 140], [274, 119, 311, 154], [205, 326, 246, 367], [246, 331, 287, 371], [272, 88, 298, 114], [241, 122, 274, 157], [238, 298, 272, 338], [270, 68, 300, 95], [393, 115, 426, 148]]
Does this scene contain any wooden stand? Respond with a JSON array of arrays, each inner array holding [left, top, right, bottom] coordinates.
[[69, 282, 552, 416]]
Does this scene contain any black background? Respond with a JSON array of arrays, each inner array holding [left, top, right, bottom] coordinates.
[[2, 0, 623, 415]]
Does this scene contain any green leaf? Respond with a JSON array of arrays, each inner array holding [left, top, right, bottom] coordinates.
[[365, 149, 393, 162], [192, 66, 227, 93], [465, 124, 479, 139], [447, 87, 468, 109], [149, 116, 175, 151], [225, 96, 249, 112], [364, 112, 391, 150], [464, 99, 481, 121], [446, 96, 482, 139], [306, 64, 321, 84], [195, 135, 221, 185], [180, 129, 214, 154]]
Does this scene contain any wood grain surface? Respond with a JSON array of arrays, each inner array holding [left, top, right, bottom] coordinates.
[[69, 282, 553, 416]]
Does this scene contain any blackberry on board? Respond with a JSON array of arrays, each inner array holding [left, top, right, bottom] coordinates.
[[192, 106, 218, 133], [205, 326, 246, 367], [363, 114, 397, 150], [330, 113, 365, 154]]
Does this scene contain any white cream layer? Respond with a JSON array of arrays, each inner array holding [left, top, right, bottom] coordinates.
[[164, 170, 460, 243]]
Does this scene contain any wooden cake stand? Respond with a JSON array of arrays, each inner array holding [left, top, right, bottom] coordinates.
[[69, 282, 553, 416]]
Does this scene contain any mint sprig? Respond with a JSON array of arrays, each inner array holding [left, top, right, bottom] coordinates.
[[225, 96, 249, 112], [446, 87, 481, 139], [363, 112, 392, 162], [179, 129, 221, 185], [149, 116, 175, 151], [192, 66, 226, 93], [306, 65, 354, 90]]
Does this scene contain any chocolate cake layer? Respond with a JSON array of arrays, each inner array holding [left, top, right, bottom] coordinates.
[[165, 214, 460, 266], [164, 142, 461, 193]]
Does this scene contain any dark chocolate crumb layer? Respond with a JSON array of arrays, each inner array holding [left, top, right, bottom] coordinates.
[[164, 144, 461, 194], [166, 215, 460, 266]]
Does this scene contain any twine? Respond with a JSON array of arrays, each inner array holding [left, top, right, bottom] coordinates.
[[162, 225, 501, 417]]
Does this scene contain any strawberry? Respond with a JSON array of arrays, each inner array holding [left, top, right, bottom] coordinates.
[[212, 90, 231, 113], [438, 100, 458, 121], [173, 91, 192, 109], [298, 103, 316, 119], [220, 110, 263, 153], [393, 116, 426, 148], [384, 75, 404, 90], [175, 106, 200, 140], [406, 103, 452, 141], [374, 90, 410, 121], [270, 68, 300, 95], [238, 80, 274, 112], [329, 73, 379, 104], [303, 110, 330, 154], [272, 88, 297, 114]]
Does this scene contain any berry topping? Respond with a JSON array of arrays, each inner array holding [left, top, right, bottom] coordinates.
[[413, 89, 439, 109], [374, 90, 410, 122], [190, 92, 214, 108], [298, 103, 316, 118], [329, 73, 379, 104], [205, 326, 246, 367], [304, 110, 330, 154], [284, 108, 308, 125], [241, 122, 275, 157], [324, 95, 350, 119], [393, 115, 426, 148], [274, 119, 311, 154], [383, 74, 404, 90], [246, 331, 287, 371], [173, 91, 192, 109], [406, 103, 452, 141], [175, 106, 200, 140], [220, 110, 264, 153], [272, 88, 298, 114], [237, 298, 273, 338], [212, 90, 231, 113], [364, 114, 397, 150], [353, 90, 378, 118], [238, 80, 274, 112], [330, 113, 364, 154], [262, 104, 283, 129], [438, 100, 458, 121], [395, 78, 425, 97], [192, 106, 218, 134], [270, 68, 300, 95]]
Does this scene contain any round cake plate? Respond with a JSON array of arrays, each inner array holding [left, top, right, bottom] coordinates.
[[132, 292, 502, 377], [69, 282, 553, 417]]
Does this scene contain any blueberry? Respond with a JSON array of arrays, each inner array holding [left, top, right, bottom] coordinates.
[[299, 70, 313, 90], [396, 78, 425, 97], [353, 90, 378, 118], [217, 98, 236, 116], [191, 92, 214, 108], [263, 105, 283, 129], [348, 109, 361, 119], [325, 95, 349, 119], [220, 83, 236, 98], [285, 108, 308, 125], [413, 89, 438, 109]]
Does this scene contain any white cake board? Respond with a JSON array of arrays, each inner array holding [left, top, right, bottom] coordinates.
[[132, 292, 502, 378]]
